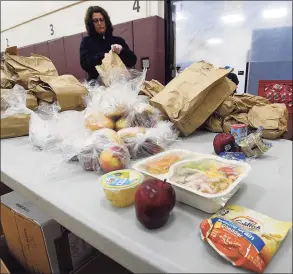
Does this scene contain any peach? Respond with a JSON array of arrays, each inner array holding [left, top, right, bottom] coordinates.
[[99, 146, 129, 173], [85, 113, 115, 131], [115, 117, 130, 131]]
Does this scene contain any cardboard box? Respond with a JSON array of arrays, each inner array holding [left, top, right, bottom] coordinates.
[[0, 235, 28, 274], [0, 191, 95, 274]]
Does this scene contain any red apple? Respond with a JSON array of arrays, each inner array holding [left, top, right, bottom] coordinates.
[[213, 133, 237, 155], [134, 179, 176, 230]]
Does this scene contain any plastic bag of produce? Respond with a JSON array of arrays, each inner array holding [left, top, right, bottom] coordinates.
[[200, 205, 292, 273], [29, 102, 60, 150], [1, 85, 32, 138], [115, 101, 164, 131], [117, 121, 179, 159]]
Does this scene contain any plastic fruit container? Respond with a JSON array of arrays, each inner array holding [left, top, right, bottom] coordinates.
[[100, 169, 144, 208], [168, 158, 251, 213]]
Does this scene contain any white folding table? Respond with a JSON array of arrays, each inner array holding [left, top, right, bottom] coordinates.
[[1, 132, 292, 273]]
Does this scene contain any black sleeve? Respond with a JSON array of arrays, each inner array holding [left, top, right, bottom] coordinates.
[[117, 38, 137, 68], [79, 37, 104, 74], [231, 73, 239, 85]]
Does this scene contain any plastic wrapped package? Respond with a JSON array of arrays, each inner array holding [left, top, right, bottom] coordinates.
[[83, 68, 147, 131], [115, 101, 165, 131], [66, 128, 130, 173], [238, 127, 272, 158], [200, 205, 292, 273], [134, 152, 251, 213], [1, 85, 33, 138], [29, 102, 61, 150], [1, 84, 32, 117], [117, 121, 179, 159]]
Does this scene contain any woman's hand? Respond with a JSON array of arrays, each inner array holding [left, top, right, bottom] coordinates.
[[111, 44, 122, 54]]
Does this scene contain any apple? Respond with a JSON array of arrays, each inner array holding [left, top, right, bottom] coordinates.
[[134, 179, 176, 230], [85, 113, 115, 131], [213, 133, 237, 155], [115, 117, 130, 131], [99, 145, 129, 173]]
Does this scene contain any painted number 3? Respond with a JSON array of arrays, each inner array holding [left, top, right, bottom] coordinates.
[[50, 24, 54, 35], [133, 0, 140, 12]]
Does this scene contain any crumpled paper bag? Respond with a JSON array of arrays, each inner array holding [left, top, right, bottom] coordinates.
[[28, 75, 88, 111], [151, 61, 235, 136], [96, 50, 130, 87], [223, 113, 249, 133], [248, 103, 288, 139]]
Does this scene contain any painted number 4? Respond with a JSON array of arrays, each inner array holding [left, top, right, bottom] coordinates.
[[133, 0, 140, 12]]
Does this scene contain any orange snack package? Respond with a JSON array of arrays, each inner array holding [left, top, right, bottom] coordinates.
[[200, 205, 292, 273]]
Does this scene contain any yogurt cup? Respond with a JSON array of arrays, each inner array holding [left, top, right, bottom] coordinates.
[[100, 169, 144, 208]]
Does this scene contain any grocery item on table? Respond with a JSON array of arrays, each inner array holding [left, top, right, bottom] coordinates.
[[134, 150, 251, 213], [133, 149, 202, 176], [135, 178, 176, 229], [231, 124, 248, 143], [239, 127, 272, 158], [116, 102, 164, 129], [248, 103, 288, 140], [213, 133, 238, 155], [1, 84, 32, 139], [100, 169, 144, 207], [200, 205, 292, 273], [85, 112, 115, 131], [117, 121, 178, 159], [169, 158, 245, 195], [151, 62, 235, 136], [219, 152, 246, 162], [77, 145, 101, 171]]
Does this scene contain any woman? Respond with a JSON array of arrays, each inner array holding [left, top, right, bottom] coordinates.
[[80, 6, 137, 81]]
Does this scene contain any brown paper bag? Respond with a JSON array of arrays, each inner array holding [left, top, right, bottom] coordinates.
[[223, 113, 249, 133], [216, 94, 270, 117], [1, 69, 15, 89], [150, 61, 235, 136], [1, 89, 38, 110], [1, 112, 30, 139], [204, 114, 223, 133], [140, 80, 164, 98], [248, 104, 288, 139], [3, 52, 58, 88], [96, 50, 130, 87], [28, 75, 88, 111]]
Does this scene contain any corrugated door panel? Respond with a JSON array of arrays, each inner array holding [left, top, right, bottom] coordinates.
[[64, 33, 86, 81], [133, 16, 165, 84], [113, 22, 134, 51], [48, 38, 67, 75], [20, 45, 36, 57], [34, 42, 50, 58]]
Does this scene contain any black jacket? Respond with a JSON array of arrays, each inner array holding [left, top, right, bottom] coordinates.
[[80, 34, 137, 81]]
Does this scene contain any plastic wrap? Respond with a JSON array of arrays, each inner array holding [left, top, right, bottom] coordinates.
[[64, 128, 130, 173], [29, 102, 61, 150], [117, 121, 179, 159], [133, 151, 251, 213], [115, 101, 165, 131], [238, 126, 272, 158], [29, 102, 87, 151], [83, 68, 147, 131], [1, 84, 32, 118]]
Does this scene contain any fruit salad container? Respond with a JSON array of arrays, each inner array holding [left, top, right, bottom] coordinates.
[[133, 150, 251, 213], [100, 169, 144, 208]]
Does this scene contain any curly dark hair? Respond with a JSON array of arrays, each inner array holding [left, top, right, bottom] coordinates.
[[84, 6, 113, 37]]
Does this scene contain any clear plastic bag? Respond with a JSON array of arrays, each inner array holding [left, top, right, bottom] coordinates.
[[115, 101, 164, 131], [29, 102, 61, 150], [1, 84, 32, 118], [83, 68, 147, 130], [117, 121, 179, 159]]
